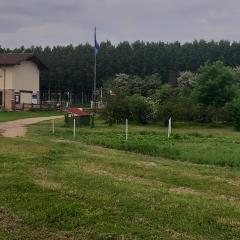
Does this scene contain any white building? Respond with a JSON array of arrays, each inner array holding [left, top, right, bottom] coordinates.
[[0, 53, 48, 110]]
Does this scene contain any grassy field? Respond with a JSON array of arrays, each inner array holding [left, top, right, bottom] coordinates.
[[0, 118, 240, 239], [52, 120, 240, 168], [0, 111, 62, 122]]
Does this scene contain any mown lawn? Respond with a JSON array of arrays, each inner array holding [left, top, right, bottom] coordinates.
[[0, 119, 240, 239], [53, 120, 240, 168], [0, 111, 61, 122]]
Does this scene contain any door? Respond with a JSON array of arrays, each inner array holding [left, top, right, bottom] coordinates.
[[0, 91, 2, 106], [20, 92, 32, 104]]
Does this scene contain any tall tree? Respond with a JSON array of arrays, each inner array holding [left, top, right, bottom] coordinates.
[[195, 61, 236, 123]]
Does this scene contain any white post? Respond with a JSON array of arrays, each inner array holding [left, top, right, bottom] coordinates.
[[73, 118, 76, 139], [126, 119, 128, 141], [52, 119, 55, 135], [168, 117, 172, 139]]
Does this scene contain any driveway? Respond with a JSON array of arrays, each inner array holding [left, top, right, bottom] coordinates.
[[0, 115, 63, 138]]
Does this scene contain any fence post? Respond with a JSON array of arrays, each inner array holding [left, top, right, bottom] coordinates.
[[168, 117, 172, 139], [52, 119, 55, 135], [126, 119, 128, 141], [73, 118, 76, 139]]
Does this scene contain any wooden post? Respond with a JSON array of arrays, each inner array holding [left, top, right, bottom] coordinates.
[[52, 119, 55, 135], [126, 119, 128, 141], [168, 117, 172, 139], [73, 118, 76, 139]]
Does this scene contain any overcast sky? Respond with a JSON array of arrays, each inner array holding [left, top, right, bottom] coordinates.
[[0, 0, 240, 48]]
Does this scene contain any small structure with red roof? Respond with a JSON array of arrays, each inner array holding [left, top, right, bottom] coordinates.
[[65, 108, 91, 126]]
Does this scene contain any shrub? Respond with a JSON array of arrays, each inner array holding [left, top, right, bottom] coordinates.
[[124, 94, 153, 124], [225, 93, 240, 130], [195, 61, 236, 124]]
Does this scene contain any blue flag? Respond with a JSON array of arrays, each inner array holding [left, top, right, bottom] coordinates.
[[94, 27, 100, 54]]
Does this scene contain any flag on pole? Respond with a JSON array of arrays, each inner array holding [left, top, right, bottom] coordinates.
[[94, 27, 100, 54]]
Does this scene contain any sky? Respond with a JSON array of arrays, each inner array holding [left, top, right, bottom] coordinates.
[[0, 0, 240, 48]]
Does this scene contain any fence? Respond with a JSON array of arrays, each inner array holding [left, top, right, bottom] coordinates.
[[40, 90, 93, 106], [14, 103, 58, 111]]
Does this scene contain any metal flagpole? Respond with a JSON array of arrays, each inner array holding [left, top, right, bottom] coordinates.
[[93, 27, 97, 113]]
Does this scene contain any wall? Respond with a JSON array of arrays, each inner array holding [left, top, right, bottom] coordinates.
[[0, 67, 13, 89], [0, 61, 40, 109], [12, 61, 39, 92], [4, 89, 14, 110], [0, 67, 13, 109]]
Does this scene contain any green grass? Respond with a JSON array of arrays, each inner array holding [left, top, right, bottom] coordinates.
[[52, 120, 240, 168], [0, 111, 62, 122], [0, 119, 240, 239]]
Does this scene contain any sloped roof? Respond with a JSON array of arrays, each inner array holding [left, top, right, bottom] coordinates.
[[0, 53, 48, 71], [68, 108, 90, 116]]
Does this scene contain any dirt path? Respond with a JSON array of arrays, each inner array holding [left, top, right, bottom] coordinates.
[[0, 116, 63, 138]]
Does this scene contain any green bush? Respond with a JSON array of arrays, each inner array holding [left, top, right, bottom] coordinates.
[[124, 94, 153, 124], [225, 93, 240, 130]]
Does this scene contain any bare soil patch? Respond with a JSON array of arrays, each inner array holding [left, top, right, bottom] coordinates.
[[0, 116, 63, 138]]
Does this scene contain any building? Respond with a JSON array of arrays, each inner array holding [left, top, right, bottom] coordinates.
[[0, 53, 48, 110], [66, 108, 91, 126]]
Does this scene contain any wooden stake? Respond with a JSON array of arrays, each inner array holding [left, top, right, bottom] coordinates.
[[52, 119, 55, 135], [168, 117, 172, 139], [73, 119, 76, 139], [126, 119, 128, 141]]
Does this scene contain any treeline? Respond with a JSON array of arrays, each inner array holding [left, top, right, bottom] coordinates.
[[2, 40, 240, 93], [104, 62, 240, 129]]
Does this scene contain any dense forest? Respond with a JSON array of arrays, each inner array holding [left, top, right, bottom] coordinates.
[[1, 40, 240, 95]]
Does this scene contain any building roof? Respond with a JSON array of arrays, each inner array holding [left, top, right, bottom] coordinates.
[[68, 108, 90, 116], [0, 53, 48, 71]]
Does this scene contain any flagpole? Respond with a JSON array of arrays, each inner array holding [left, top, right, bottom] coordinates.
[[93, 27, 97, 113]]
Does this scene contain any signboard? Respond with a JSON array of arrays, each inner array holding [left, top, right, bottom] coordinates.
[[32, 93, 38, 104]]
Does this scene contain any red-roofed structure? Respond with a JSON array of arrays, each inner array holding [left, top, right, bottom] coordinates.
[[66, 108, 90, 126], [68, 108, 90, 116]]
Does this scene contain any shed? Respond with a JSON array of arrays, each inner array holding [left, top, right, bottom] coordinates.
[[65, 108, 91, 126]]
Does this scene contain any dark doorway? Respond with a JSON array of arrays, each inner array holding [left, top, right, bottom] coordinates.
[[0, 91, 2, 106]]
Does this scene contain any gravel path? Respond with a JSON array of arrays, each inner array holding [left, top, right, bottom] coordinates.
[[0, 116, 63, 138]]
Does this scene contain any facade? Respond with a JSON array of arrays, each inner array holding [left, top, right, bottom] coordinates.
[[0, 53, 48, 110]]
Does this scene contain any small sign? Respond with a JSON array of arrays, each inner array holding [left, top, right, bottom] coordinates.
[[32, 94, 38, 104], [15, 94, 20, 104]]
